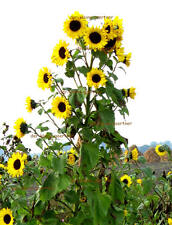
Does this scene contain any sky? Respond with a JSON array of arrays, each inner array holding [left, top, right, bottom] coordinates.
[[0, 0, 172, 153]]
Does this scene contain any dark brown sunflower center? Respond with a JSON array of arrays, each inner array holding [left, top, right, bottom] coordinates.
[[159, 147, 165, 152], [123, 179, 128, 184], [69, 20, 81, 32], [92, 74, 101, 83], [4, 214, 11, 224], [59, 47, 66, 59], [43, 73, 49, 83], [89, 32, 101, 44], [129, 152, 133, 159], [105, 25, 111, 33], [58, 102, 66, 112], [31, 99, 37, 109], [104, 38, 116, 49], [14, 159, 21, 170], [20, 122, 28, 134]]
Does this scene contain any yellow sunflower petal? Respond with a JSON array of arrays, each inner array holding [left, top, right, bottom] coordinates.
[[14, 118, 28, 139]]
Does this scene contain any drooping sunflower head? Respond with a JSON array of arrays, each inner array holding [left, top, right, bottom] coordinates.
[[113, 16, 124, 39], [84, 26, 108, 51], [155, 145, 167, 156], [68, 148, 78, 157], [102, 17, 117, 41], [0, 208, 14, 225], [129, 87, 136, 99], [116, 46, 125, 62], [25, 97, 37, 112], [51, 40, 70, 66], [64, 11, 88, 39], [51, 96, 72, 119], [123, 52, 132, 67], [37, 67, 52, 90], [167, 171, 172, 176], [120, 174, 132, 187], [14, 118, 28, 139], [7, 152, 25, 178], [103, 37, 117, 52], [87, 68, 107, 89]]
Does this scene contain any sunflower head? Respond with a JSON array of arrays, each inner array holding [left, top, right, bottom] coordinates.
[[51, 96, 72, 119], [123, 53, 132, 67], [14, 118, 28, 139], [155, 145, 167, 156], [25, 97, 37, 112], [84, 26, 108, 51], [167, 171, 172, 176], [0, 208, 14, 225], [168, 218, 172, 225], [129, 87, 136, 99], [7, 152, 25, 178], [67, 153, 77, 165], [87, 68, 107, 89], [124, 210, 127, 217], [64, 11, 88, 39], [120, 174, 132, 187], [51, 40, 70, 66], [116, 46, 125, 62], [37, 67, 52, 90], [102, 17, 117, 41]]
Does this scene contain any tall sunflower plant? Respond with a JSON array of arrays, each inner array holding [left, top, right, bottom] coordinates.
[[0, 12, 172, 225]]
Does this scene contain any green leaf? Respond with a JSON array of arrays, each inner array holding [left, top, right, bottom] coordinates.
[[64, 190, 79, 203], [36, 125, 49, 132], [81, 143, 99, 171], [39, 173, 59, 201], [38, 108, 43, 115], [98, 109, 115, 134], [55, 78, 64, 86], [106, 59, 113, 70], [56, 174, 71, 193], [39, 154, 51, 168], [36, 138, 43, 149], [16, 143, 26, 152], [72, 49, 81, 59], [51, 157, 65, 174], [49, 141, 61, 150], [109, 174, 124, 203], [143, 179, 153, 194], [76, 86, 87, 104], [34, 200, 45, 216], [108, 72, 118, 81], [77, 66, 90, 76], [65, 61, 75, 78]]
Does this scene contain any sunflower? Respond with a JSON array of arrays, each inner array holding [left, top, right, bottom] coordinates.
[[25, 97, 37, 112], [124, 148, 138, 162], [102, 17, 116, 40], [116, 47, 125, 62], [123, 53, 132, 67], [0, 174, 2, 185], [51, 40, 70, 66], [51, 96, 72, 119], [137, 179, 142, 185], [84, 26, 108, 51], [67, 148, 78, 165], [7, 152, 25, 178], [113, 16, 124, 40], [57, 150, 66, 156], [14, 118, 28, 139], [122, 87, 136, 99], [80, 196, 87, 203], [155, 145, 167, 156], [64, 11, 88, 39], [37, 67, 52, 90], [104, 37, 117, 52], [0, 208, 14, 225], [120, 174, 132, 187], [168, 218, 172, 225], [87, 68, 107, 89], [0, 164, 5, 169]]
